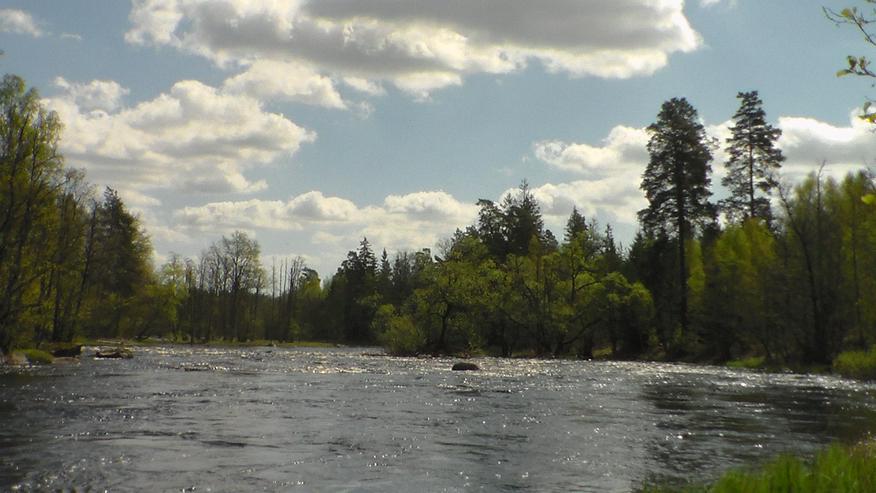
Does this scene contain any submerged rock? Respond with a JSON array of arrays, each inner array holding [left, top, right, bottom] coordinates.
[[452, 362, 479, 371], [95, 347, 134, 359]]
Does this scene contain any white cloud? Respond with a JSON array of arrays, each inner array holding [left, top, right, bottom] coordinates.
[[383, 190, 477, 222], [343, 77, 385, 96], [44, 77, 315, 196], [175, 191, 361, 232], [223, 60, 347, 109], [288, 191, 361, 222], [778, 112, 876, 180], [125, 0, 702, 98], [532, 124, 652, 225], [534, 125, 649, 176], [699, 0, 737, 8], [53, 77, 130, 112], [173, 189, 477, 263], [0, 9, 42, 37]]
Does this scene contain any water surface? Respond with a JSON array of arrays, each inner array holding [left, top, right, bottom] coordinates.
[[2, 346, 876, 491]]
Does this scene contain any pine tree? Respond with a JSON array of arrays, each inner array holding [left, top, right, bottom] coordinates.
[[720, 91, 784, 224], [639, 97, 716, 338], [564, 206, 587, 243]]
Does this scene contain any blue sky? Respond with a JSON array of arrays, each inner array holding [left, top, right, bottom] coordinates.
[[1, 0, 874, 275]]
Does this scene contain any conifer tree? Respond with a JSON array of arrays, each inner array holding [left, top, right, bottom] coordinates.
[[639, 97, 716, 338], [720, 91, 784, 223], [564, 206, 587, 243]]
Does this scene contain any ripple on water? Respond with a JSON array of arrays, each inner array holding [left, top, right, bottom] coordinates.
[[2, 346, 876, 491]]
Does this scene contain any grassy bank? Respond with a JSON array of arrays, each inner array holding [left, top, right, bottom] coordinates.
[[19, 349, 54, 364], [834, 347, 876, 381], [640, 440, 876, 493]]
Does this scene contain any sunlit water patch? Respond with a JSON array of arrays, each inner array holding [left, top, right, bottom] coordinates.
[[2, 346, 876, 491]]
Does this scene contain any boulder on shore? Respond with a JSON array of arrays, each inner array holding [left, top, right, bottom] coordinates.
[[452, 362, 480, 371], [95, 347, 133, 359]]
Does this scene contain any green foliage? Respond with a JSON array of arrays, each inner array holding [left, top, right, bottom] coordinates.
[[20, 349, 53, 365], [726, 356, 766, 369], [374, 305, 424, 356], [641, 441, 876, 493], [834, 347, 876, 380], [826, 2, 876, 123], [0, 75, 65, 353]]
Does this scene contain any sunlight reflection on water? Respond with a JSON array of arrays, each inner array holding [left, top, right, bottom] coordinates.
[[2, 346, 876, 492]]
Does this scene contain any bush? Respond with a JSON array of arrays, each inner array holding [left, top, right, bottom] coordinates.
[[379, 314, 424, 356], [21, 348, 53, 365], [834, 347, 876, 380], [726, 356, 765, 369]]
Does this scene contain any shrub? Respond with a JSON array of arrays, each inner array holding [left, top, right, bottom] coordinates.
[[21, 349, 53, 365], [726, 356, 765, 369], [834, 347, 876, 380], [379, 314, 424, 356]]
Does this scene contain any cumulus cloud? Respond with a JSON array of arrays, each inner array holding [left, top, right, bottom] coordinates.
[[534, 125, 649, 176], [53, 78, 130, 112], [223, 60, 347, 109], [777, 112, 876, 180], [174, 189, 477, 256], [532, 125, 652, 224], [382, 190, 477, 221], [0, 9, 43, 37], [44, 77, 315, 198], [125, 0, 702, 98]]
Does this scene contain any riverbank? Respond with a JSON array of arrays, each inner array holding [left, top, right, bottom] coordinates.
[[640, 439, 876, 492], [2, 338, 339, 366]]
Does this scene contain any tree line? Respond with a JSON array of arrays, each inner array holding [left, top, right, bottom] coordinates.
[[0, 75, 155, 354], [2, 72, 875, 366]]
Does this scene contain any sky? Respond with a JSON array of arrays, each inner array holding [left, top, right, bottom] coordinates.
[[1, 0, 875, 276]]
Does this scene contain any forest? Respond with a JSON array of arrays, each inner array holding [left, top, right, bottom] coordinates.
[[1, 72, 875, 367]]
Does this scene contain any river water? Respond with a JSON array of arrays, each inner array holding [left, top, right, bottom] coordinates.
[[2, 346, 876, 492]]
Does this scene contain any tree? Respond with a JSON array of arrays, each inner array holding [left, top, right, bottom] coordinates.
[[720, 91, 784, 224], [220, 231, 263, 341], [87, 188, 152, 337], [337, 237, 379, 342], [777, 171, 845, 364], [639, 97, 716, 340], [564, 206, 587, 243], [826, 2, 876, 123], [0, 75, 64, 353]]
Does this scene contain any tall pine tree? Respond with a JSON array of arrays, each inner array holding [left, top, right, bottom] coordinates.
[[639, 97, 716, 339], [720, 91, 784, 224]]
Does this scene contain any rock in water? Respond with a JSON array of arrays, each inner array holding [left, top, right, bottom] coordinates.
[[452, 362, 479, 371], [95, 347, 134, 359]]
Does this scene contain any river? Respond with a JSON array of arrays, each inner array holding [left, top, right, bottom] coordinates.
[[2, 346, 876, 492]]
